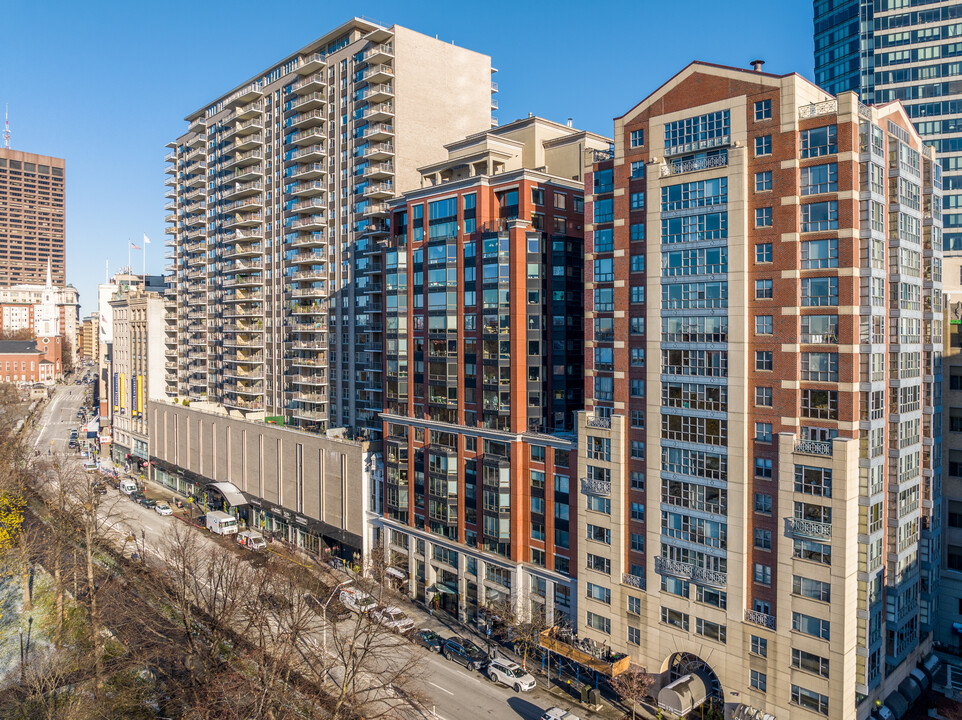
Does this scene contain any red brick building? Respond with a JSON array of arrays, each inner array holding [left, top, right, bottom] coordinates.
[[577, 61, 941, 718], [377, 117, 610, 626], [0, 337, 62, 384]]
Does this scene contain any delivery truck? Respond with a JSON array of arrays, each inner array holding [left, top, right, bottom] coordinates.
[[205, 510, 238, 536]]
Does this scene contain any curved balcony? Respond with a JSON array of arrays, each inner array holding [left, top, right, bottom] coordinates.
[[298, 52, 325, 74], [363, 142, 394, 161], [290, 198, 325, 214], [290, 233, 326, 250], [363, 123, 394, 142], [224, 274, 263, 288], [291, 215, 326, 231], [289, 373, 328, 386], [224, 211, 263, 229], [225, 179, 263, 199], [289, 128, 327, 147], [234, 133, 263, 152], [364, 182, 394, 199], [291, 286, 326, 299], [291, 109, 326, 129], [293, 71, 325, 95], [291, 268, 326, 282], [223, 395, 264, 412], [289, 301, 327, 315], [233, 163, 264, 183], [290, 180, 325, 198], [223, 241, 262, 259], [290, 250, 326, 265], [363, 102, 394, 122], [365, 83, 393, 103], [291, 92, 325, 112], [364, 63, 394, 85], [235, 100, 264, 120], [290, 144, 325, 163], [365, 42, 393, 64], [187, 133, 206, 149], [363, 162, 394, 180], [292, 162, 326, 180], [225, 149, 262, 170]]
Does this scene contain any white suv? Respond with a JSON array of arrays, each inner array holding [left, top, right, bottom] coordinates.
[[372, 606, 415, 633], [487, 658, 536, 692], [339, 588, 377, 614]]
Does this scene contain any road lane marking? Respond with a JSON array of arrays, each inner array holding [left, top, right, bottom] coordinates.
[[428, 682, 453, 696]]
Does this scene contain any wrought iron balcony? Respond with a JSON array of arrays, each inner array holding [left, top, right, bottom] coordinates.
[[622, 573, 645, 590], [794, 439, 832, 457], [581, 477, 610, 496], [786, 517, 832, 539], [798, 100, 837, 119], [654, 556, 727, 587], [744, 608, 776, 630], [585, 414, 611, 429], [662, 153, 729, 176]]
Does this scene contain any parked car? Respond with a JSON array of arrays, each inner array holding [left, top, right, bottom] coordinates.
[[260, 593, 292, 611], [130, 491, 146, 504], [412, 628, 443, 652], [372, 606, 415, 633], [92, 483, 107, 495], [540, 709, 582, 720], [441, 636, 486, 671], [138, 497, 157, 509], [154, 502, 172, 516], [303, 594, 352, 620], [487, 658, 536, 692], [339, 587, 377, 614]]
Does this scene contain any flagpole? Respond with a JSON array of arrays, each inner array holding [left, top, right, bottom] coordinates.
[[127, 239, 131, 276]]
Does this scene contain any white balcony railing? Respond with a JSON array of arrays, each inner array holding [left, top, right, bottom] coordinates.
[[661, 153, 729, 177], [744, 608, 777, 630], [654, 556, 727, 587], [786, 517, 832, 539], [794, 439, 832, 457]]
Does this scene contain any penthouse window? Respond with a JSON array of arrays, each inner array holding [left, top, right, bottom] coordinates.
[[664, 110, 729, 153]]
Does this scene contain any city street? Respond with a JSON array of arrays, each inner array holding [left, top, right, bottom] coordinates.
[[29, 383, 604, 720]]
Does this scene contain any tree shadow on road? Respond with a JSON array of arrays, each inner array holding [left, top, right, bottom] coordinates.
[[507, 695, 548, 720]]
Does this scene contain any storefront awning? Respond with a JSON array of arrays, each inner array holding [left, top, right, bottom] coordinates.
[[658, 673, 708, 716], [208, 481, 248, 508], [428, 582, 458, 595], [386, 566, 407, 580], [883, 690, 909, 719]]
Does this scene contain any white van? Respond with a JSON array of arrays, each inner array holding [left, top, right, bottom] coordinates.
[[237, 529, 267, 551], [206, 510, 238, 536], [119, 479, 138, 495]]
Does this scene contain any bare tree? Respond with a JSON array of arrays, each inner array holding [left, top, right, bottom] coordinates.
[[610, 665, 655, 720], [480, 593, 549, 671]]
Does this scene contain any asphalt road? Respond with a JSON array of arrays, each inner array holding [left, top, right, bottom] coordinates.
[[31, 383, 594, 720]]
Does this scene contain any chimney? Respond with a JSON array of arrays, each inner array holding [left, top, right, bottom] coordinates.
[[567, 118, 573, 128], [750, 59, 765, 72]]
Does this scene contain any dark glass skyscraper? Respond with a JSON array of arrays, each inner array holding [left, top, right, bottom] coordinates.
[[814, 0, 962, 250]]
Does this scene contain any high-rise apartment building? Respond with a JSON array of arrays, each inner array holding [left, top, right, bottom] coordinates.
[[814, 1, 962, 250], [0, 149, 65, 286], [576, 61, 942, 719], [377, 117, 610, 625], [164, 18, 495, 439]]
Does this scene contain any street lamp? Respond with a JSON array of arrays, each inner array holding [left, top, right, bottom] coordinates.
[[321, 580, 352, 657]]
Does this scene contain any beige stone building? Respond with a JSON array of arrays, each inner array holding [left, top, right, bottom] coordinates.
[[164, 18, 496, 439], [109, 287, 166, 471], [576, 62, 941, 719]]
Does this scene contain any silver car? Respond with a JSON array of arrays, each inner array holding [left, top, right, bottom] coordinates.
[[487, 658, 536, 692]]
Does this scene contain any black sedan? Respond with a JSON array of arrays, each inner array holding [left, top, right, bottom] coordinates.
[[412, 628, 443, 652]]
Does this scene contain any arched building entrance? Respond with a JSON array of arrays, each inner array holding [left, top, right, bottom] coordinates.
[[657, 652, 723, 717]]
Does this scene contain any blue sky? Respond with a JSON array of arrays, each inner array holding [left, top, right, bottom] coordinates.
[[2, 0, 814, 315]]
